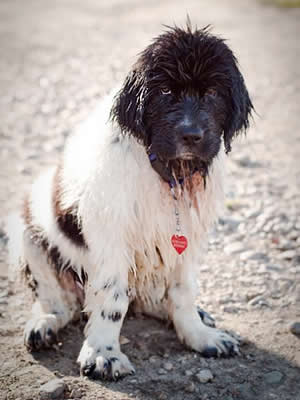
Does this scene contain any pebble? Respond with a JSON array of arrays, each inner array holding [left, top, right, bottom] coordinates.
[[39, 379, 67, 399], [289, 321, 300, 337], [276, 239, 296, 251], [243, 207, 262, 219], [264, 371, 284, 384], [196, 369, 214, 383], [0, 227, 7, 243], [266, 264, 283, 272], [240, 251, 268, 262], [70, 388, 83, 398], [158, 368, 166, 375], [224, 242, 247, 255], [119, 335, 130, 344], [234, 155, 260, 168], [163, 362, 173, 371], [248, 295, 269, 307], [277, 250, 298, 260], [236, 383, 254, 398], [222, 305, 240, 314], [221, 217, 241, 231], [158, 392, 168, 400], [184, 381, 196, 393]]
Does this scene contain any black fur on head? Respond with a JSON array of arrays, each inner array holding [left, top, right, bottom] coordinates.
[[111, 23, 253, 179]]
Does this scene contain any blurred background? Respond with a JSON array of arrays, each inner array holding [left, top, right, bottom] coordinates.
[[0, 0, 299, 217]]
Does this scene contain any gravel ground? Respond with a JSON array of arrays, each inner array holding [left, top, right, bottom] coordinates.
[[0, 0, 300, 399]]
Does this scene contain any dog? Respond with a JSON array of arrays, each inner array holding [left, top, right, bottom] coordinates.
[[7, 23, 253, 381]]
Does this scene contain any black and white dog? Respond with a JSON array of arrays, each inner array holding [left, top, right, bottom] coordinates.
[[7, 24, 253, 380]]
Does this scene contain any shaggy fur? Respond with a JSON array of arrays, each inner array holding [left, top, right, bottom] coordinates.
[[7, 24, 253, 381]]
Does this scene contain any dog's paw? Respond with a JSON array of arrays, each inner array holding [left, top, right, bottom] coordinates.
[[176, 315, 240, 358], [24, 314, 58, 351], [200, 328, 240, 358], [196, 306, 216, 328], [77, 340, 135, 381]]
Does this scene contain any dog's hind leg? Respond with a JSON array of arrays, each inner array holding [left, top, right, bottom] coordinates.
[[22, 228, 80, 351]]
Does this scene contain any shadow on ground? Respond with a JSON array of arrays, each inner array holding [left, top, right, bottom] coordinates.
[[26, 313, 300, 400]]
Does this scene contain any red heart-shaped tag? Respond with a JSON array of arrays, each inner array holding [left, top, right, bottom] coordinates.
[[171, 234, 188, 255]]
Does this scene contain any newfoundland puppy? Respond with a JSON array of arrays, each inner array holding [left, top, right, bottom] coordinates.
[[7, 23, 253, 380]]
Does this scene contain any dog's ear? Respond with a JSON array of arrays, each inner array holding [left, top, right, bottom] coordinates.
[[223, 65, 253, 153], [111, 68, 147, 144]]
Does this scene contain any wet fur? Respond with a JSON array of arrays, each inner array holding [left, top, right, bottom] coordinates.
[[7, 24, 252, 380]]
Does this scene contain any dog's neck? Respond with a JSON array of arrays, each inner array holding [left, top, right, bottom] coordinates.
[[148, 152, 208, 188]]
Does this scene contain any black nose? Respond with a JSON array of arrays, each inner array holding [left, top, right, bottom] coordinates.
[[181, 126, 204, 146]]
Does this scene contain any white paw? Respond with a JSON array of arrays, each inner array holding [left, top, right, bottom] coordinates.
[[198, 327, 240, 358], [77, 339, 135, 381], [175, 313, 240, 358], [24, 314, 59, 350]]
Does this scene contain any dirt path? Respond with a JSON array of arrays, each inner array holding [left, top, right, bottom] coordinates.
[[0, 0, 300, 399]]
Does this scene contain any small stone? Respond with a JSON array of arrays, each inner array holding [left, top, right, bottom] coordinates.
[[240, 251, 268, 262], [196, 369, 214, 383], [236, 383, 255, 398], [222, 305, 240, 314], [234, 155, 260, 168], [277, 250, 298, 260], [178, 355, 187, 364], [293, 353, 300, 367], [140, 331, 150, 338], [264, 371, 284, 384], [149, 356, 157, 363], [0, 227, 8, 244], [39, 379, 67, 399], [221, 216, 241, 230], [120, 335, 130, 345], [276, 239, 296, 251], [184, 370, 193, 376], [70, 388, 83, 398], [273, 319, 284, 325], [224, 242, 247, 255], [185, 381, 196, 393], [266, 264, 283, 272], [248, 295, 269, 307], [289, 321, 300, 337], [163, 362, 173, 371], [244, 208, 262, 219], [158, 392, 168, 400], [200, 358, 209, 367], [158, 368, 166, 375]]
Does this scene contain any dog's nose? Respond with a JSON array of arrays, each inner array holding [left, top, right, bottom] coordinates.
[[181, 126, 204, 146]]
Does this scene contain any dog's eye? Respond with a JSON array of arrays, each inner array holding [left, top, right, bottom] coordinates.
[[206, 88, 217, 97], [161, 88, 171, 95]]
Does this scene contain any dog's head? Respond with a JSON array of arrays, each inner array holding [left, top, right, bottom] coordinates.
[[111, 24, 253, 176]]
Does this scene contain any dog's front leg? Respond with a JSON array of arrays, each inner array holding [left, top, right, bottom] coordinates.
[[168, 259, 240, 358], [77, 260, 134, 380]]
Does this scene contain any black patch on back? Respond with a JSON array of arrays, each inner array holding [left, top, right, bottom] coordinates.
[[53, 165, 87, 248], [24, 225, 87, 293]]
